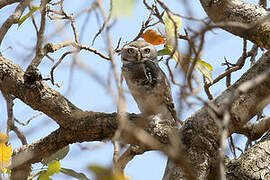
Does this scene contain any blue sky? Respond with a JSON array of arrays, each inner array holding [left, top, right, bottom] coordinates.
[[0, 0, 267, 179]]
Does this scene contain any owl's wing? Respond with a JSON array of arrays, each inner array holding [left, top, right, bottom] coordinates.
[[160, 70, 182, 125], [143, 61, 182, 126]]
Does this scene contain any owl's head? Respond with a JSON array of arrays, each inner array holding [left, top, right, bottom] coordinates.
[[121, 40, 158, 64]]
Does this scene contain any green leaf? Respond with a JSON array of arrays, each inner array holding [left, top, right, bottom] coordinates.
[[112, 0, 136, 18], [47, 160, 61, 176], [37, 171, 52, 180], [60, 168, 89, 180], [157, 48, 172, 56], [17, 6, 39, 27], [42, 145, 70, 165], [163, 11, 182, 46]]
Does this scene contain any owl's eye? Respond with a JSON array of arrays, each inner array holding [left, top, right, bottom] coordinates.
[[144, 48, 151, 54], [127, 48, 135, 54]]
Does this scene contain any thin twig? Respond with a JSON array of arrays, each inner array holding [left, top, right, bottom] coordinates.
[[132, 9, 155, 41], [45, 41, 110, 60], [59, 0, 79, 43], [204, 39, 251, 99], [3, 93, 27, 145], [14, 112, 43, 126], [27, 0, 51, 70], [92, 0, 113, 45], [50, 50, 78, 85]]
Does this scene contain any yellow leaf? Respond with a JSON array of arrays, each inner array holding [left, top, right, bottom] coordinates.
[[195, 60, 213, 83], [197, 59, 213, 71], [0, 133, 8, 144], [163, 11, 182, 46], [112, 0, 136, 18], [0, 143, 12, 173], [141, 29, 165, 45], [47, 160, 61, 176]]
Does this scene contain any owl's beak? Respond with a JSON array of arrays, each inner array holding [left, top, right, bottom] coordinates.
[[137, 51, 142, 62]]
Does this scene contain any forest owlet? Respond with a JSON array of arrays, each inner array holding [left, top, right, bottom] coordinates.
[[121, 40, 180, 126]]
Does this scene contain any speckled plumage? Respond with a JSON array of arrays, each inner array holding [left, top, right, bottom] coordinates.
[[121, 40, 178, 126]]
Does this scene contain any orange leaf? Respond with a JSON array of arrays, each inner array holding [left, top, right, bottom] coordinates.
[[141, 29, 165, 45]]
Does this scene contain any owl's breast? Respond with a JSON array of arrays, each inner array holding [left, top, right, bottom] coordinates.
[[121, 62, 165, 115], [122, 63, 148, 81]]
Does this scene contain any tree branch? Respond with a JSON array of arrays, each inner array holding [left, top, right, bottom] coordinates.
[[235, 116, 270, 140], [0, 0, 20, 9], [0, 0, 31, 46], [0, 55, 83, 128], [1, 48, 270, 179], [199, 0, 270, 49], [226, 132, 270, 180]]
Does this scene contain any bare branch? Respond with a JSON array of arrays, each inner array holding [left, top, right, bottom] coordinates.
[[91, 0, 113, 45], [204, 39, 257, 99], [0, 0, 31, 46], [3, 93, 27, 145], [236, 116, 270, 140], [50, 50, 77, 85], [27, 0, 51, 70], [0, 56, 83, 128], [200, 0, 270, 49], [59, 0, 80, 43], [45, 41, 110, 60], [0, 0, 20, 9], [226, 132, 270, 179], [14, 112, 42, 126]]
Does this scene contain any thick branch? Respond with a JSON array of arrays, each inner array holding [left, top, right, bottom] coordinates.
[[0, 55, 83, 128], [163, 51, 270, 179], [226, 132, 270, 179], [200, 0, 270, 49], [235, 116, 270, 140], [10, 115, 119, 168]]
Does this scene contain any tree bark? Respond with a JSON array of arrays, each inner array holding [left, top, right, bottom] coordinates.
[[226, 132, 270, 180]]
